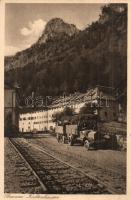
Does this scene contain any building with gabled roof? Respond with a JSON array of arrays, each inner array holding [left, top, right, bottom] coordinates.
[[19, 86, 120, 133]]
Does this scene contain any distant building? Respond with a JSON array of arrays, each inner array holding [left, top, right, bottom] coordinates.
[[19, 109, 48, 133], [4, 84, 19, 135], [19, 86, 120, 133]]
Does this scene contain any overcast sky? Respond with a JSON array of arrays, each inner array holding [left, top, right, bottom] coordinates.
[[5, 3, 105, 56]]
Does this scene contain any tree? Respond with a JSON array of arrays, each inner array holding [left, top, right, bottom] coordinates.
[[79, 103, 97, 115], [52, 106, 74, 124], [63, 106, 74, 116], [52, 112, 63, 123]]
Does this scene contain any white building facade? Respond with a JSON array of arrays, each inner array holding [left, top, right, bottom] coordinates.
[[19, 87, 119, 133]]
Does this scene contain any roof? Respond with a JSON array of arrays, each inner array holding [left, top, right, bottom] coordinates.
[[19, 106, 48, 114], [19, 86, 116, 114], [49, 87, 116, 109]]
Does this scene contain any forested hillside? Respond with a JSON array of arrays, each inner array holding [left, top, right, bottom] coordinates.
[[5, 4, 127, 106]]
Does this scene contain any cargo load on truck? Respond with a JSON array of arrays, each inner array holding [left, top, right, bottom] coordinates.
[[55, 114, 98, 146]]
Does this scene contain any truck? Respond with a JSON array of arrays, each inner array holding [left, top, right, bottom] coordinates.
[[55, 114, 98, 148], [55, 114, 120, 150], [55, 125, 66, 143]]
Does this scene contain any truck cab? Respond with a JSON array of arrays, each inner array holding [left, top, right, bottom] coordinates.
[[65, 114, 98, 146]]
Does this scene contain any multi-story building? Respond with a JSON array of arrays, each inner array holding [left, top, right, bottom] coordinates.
[[19, 109, 48, 133], [19, 86, 120, 133]]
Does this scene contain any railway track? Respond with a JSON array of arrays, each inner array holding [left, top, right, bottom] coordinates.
[[23, 135, 126, 193], [9, 137, 115, 194], [25, 135, 125, 177]]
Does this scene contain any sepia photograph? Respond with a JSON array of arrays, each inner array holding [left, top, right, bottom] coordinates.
[[3, 1, 127, 195]]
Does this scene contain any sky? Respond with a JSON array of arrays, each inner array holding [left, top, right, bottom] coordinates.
[[5, 3, 105, 56]]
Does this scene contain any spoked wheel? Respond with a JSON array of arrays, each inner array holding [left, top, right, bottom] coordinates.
[[56, 134, 60, 143], [62, 136, 66, 144], [68, 137, 74, 146], [84, 140, 90, 150]]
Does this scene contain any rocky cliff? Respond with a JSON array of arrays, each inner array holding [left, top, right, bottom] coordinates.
[[5, 4, 127, 106], [38, 18, 79, 44]]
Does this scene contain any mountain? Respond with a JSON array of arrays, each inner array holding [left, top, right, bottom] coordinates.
[[5, 18, 79, 71], [38, 18, 79, 44], [5, 4, 127, 107]]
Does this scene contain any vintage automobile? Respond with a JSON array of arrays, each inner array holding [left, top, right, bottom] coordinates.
[[83, 131, 118, 150]]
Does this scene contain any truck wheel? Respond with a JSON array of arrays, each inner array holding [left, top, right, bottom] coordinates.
[[82, 138, 86, 146], [62, 136, 65, 144], [84, 140, 90, 150], [69, 138, 73, 146], [57, 134, 60, 143]]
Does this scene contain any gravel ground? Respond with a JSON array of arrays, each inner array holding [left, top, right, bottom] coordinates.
[[4, 138, 43, 194], [10, 138, 110, 194], [24, 134, 126, 194], [4, 134, 126, 194]]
